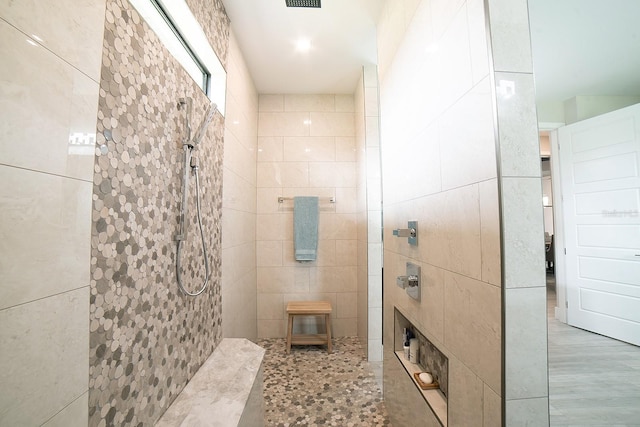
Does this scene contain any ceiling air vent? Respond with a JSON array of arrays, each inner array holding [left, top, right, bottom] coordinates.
[[285, 0, 321, 7]]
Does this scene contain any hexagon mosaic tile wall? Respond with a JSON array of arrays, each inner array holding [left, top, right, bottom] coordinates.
[[89, 0, 229, 425]]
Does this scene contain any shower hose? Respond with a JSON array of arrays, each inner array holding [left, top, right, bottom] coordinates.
[[176, 147, 210, 296]]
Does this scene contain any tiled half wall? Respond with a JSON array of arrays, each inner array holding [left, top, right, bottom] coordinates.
[[89, 0, 229, 425]]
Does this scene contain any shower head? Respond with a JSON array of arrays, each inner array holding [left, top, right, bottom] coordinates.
[[191, 101, 217, 146]]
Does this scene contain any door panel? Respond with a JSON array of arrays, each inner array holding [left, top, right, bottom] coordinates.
[[574, 188, 639, 214], [559, 103, 640, 345], [577, 225, 640, 249], [571, 116, 635, 152], [573, 152, 638, 183]]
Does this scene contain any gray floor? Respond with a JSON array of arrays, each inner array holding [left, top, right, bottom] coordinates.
[[547, 274, 640, 426]]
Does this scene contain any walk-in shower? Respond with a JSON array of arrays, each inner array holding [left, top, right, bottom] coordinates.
[[175, 97, 216, 296]]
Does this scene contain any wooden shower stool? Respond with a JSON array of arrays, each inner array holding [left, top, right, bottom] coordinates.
[[286, 301, 333, 354]]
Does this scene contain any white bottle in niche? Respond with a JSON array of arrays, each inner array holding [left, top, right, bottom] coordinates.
[[409, 338, 419, 363]]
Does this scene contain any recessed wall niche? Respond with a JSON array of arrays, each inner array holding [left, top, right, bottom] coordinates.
[[394, 308, 449, 426]]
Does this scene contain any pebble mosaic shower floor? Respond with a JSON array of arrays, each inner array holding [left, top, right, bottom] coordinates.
[[258, 337, 392, 426]]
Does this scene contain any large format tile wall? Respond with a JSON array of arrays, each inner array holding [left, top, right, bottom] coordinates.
[[0, 1, 106, 425], [256, 94, 357, 338], [378, 0, 502, 425], [486, 0, 549, 423], [356, 66, 384, 361], [88, 0, 229, 425], [221, 30, 259, 340]]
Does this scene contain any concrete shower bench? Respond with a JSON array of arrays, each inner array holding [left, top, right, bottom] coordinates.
[[156, 338, 265, 427]]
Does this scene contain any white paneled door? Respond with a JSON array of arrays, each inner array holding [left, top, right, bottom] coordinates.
[[559, 103, 640, 346]]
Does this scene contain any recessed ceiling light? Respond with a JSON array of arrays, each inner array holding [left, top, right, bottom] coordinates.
[[295, 39, 312, 52]]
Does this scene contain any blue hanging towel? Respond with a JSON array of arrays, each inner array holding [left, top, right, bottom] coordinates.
[[294, 196, 319, 261]]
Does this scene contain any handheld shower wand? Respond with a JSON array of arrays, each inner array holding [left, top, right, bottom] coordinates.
[[175, 98, 217, 297], [191, 101, 217, 146]]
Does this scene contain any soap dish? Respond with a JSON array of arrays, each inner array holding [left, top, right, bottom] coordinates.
[[413, 372, 439, 390]]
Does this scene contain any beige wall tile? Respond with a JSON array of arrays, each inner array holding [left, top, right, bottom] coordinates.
[[319, 213, 357, 240], [222, 209, 256, 249], [257, 162, 310, 188], [258, 94, 284, 112], [256, 162, 283, 187], [335, 187, 357, 214], [0, 166, 91, 309], [309, 162, 356, 188], [283, 136, 335, 162], [318, 239, 337, 266], [335, 95, 355, 112], [224, 168, 258, 212], [417, 264, 445, 344], [0, 0, 106, 80], [421, 186, 482, 279], [0, 21, 98, 181], [257, 267, 294, 293], [284, 94, 335, 112], [436, 4, 474, 111], [41, 392, 88, 427], [335, 137, 357, 161], [256, 214, 286, 241], [309, 112, 355, 137], [310, 266, 357, 293], [223, 129, 257, 183], [257, 136, 284, 162], [479, 179, 501, 286], [256, 241, 283, 267], [0, 288, 89, 426], [257, 293, 284, 320], [258, 112, 310, 136], [444, 272, 501, 392], [222, 268, 257, 339], [439, 77, 497, 190], [281, 162, 310, 187], [383, 350, 442, 427], [483, 384, 502, 426], [431, 0, 467, 39], [337, 292, 358, 319], [332, 318, 357, 337], [222, 243, 256, 286], [448, 357, 484, 427], [335, 240, 357, 266], [467, 0, 490, 84], [256, 187, 282, 213], [257, 319, 286, 338]]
